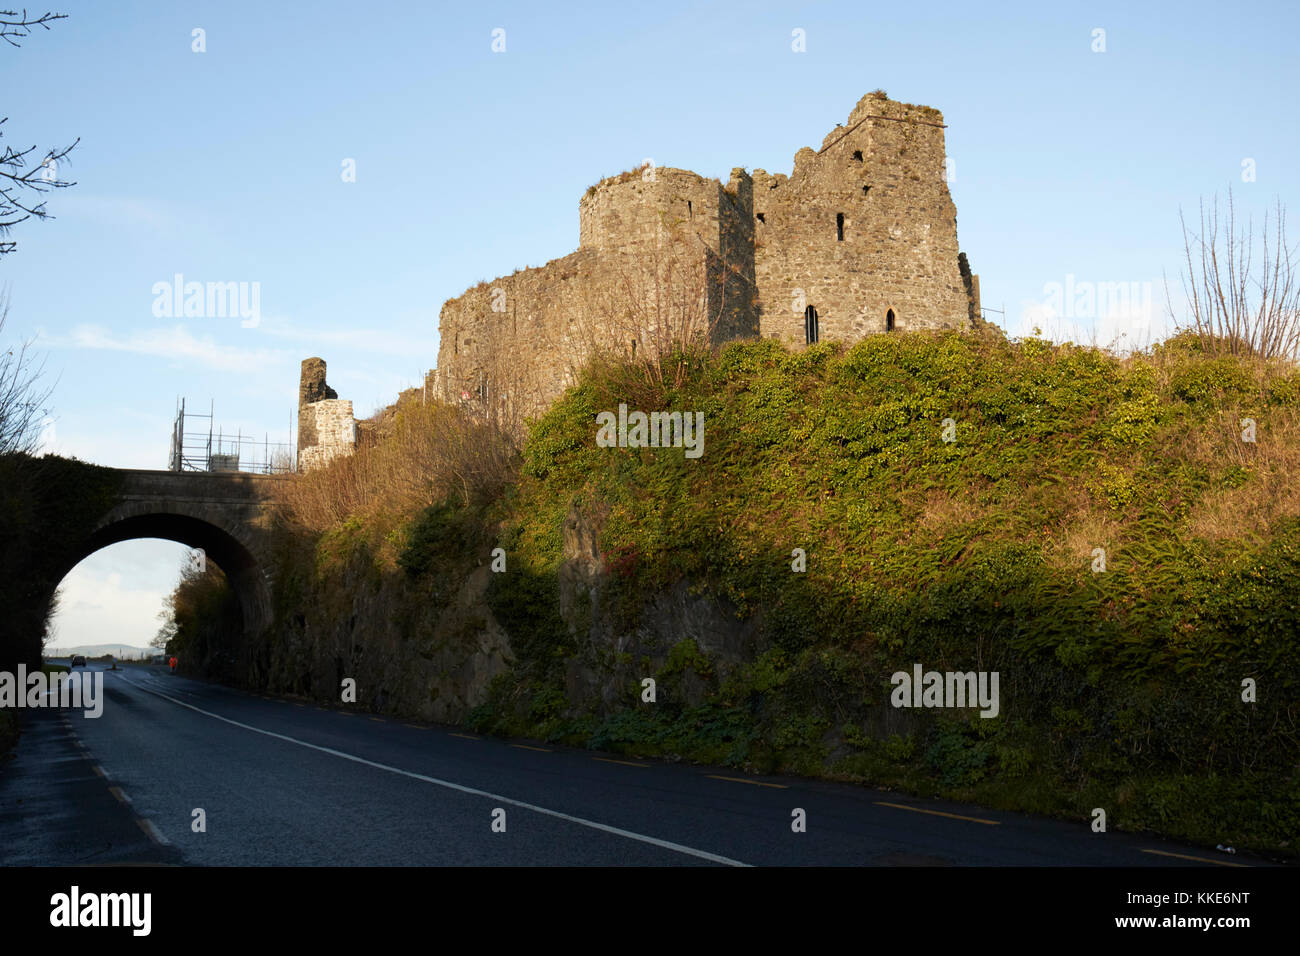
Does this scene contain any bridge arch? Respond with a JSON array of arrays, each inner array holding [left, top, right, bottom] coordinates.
[[45, 470, 282, 668]]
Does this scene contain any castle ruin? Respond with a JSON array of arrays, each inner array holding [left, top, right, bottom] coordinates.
[[298, 92, 979, 471], [297, 358, 355, 472], [432, 91, 978, 417]]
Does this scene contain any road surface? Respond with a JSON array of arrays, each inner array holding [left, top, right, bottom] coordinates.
[[0, 661, 1255, 866]]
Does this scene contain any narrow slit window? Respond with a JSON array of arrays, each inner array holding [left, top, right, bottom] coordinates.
[[863, 184, 871, 196], [687, 200, 693, 218], [836, 213, 844, 241], [805, 306, 819, 345], [886, 309, 896, 332]]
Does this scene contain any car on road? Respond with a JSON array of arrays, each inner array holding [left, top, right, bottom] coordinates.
[[70, 655, 86, 668]]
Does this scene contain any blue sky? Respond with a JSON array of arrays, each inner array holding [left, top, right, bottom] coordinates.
[[4, 0, 1295, 648]]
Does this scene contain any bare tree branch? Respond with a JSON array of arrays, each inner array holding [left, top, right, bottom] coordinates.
[[0, 10, 76, 255], [0, 9, 67, 47]]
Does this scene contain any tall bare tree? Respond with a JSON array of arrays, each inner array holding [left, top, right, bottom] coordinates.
[[1168, 190, 1300, 358], [0, 293, 55, 453]]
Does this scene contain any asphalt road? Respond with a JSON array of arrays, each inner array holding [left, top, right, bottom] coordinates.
[[0, 662, 1258, 866]]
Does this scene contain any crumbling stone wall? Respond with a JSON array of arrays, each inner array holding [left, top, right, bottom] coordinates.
[[297, 358, 357, 473], [428, 91, 975, 420]]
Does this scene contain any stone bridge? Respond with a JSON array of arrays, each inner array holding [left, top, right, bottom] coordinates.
[[63, 469, 286, 640]]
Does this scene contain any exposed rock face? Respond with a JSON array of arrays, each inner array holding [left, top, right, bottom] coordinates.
[[557, 504, 767, 712]]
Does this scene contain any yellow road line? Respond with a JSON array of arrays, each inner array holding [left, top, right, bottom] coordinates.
[[403, 723, 426, 730], [706, 774, 788, 789], [91, 765, 106, 777], [874, 801, 1000, 825], [511, 743, 552, 753], [449, 733, 480, 741], [594, 757, 649, 768], [369, 717, 385, 722], [1141, 848, 1248, 867], [108, 786, 130, 805]]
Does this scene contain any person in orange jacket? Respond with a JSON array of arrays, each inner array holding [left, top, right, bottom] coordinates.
[[169, 656, 178, 673]]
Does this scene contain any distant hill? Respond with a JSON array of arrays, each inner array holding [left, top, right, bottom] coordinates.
[[47, 643, 156, 659]]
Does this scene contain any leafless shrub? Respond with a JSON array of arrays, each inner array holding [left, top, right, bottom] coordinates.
[[1168, 191, 1300, 359]]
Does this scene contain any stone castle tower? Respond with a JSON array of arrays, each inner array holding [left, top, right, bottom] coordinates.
[[430, 91, 979, 420], [297, 358, 355, 472]]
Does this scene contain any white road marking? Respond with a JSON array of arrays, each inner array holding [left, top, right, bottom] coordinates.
[[137, 817, 172, 846], [115, 675, 748, 867]]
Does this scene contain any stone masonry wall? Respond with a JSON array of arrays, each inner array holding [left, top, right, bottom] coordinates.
[[752, 92, 968, 345], [298, 399, 356, 472]]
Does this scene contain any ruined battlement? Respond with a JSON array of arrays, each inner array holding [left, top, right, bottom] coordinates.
[[578, 166, 737, 259]]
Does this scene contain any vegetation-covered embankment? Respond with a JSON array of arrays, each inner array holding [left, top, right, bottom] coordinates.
[[214, 330, 1298, 855]]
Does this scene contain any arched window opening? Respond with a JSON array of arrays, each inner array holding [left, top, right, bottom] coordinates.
[[805, 306, 819, 345], [886, 309, 896, 332]]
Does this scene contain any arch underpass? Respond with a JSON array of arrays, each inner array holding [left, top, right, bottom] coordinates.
[[47, 469, 285, 665]]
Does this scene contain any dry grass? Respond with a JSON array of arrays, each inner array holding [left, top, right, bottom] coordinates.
[[277, 397, 520, 534], [1183, 405, 1300, 540], [917, 487, 986, 530], [1046, 511, 1126, 572]]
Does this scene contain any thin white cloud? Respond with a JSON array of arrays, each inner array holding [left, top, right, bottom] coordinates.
[[40, 323, 288, 373], [49, 545, 189, 650]]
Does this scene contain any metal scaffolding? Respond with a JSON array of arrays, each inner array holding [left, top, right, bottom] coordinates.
[[169, 398, 295, 474]]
